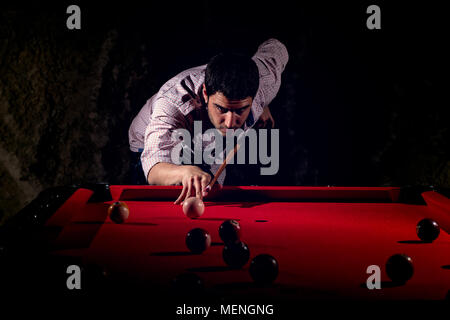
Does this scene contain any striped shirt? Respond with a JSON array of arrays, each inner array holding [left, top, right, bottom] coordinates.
[[128, 38, 289, 184]]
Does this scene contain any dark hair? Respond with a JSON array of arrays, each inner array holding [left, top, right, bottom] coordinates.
[[205, 53, 259, 100]]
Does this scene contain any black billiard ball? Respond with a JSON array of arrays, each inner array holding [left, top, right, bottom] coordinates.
[[172, 273, 204, 295], [185, 228, 211, 254], [385, 254, 414, 284], [416, 218, 440, 242], [222, 241, 250, 269], [219, 220, 241, 244], [108, 201, 129, 224], [249, 254, 279, 284]]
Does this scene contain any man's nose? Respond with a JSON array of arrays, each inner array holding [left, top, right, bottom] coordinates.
[[224, 111, 235, 128]]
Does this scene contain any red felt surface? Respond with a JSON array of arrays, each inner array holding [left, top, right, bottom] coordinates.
[[45, 186, 450, 300]]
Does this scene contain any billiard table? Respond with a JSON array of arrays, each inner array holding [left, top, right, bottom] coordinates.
[[1, 185, 449, 311]]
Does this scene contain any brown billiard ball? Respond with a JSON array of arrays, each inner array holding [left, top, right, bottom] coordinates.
[[249, 254, 279, 284], [185, 228, 211, 254], [108, 201, 129, 224], [182, 197, 205, 219], [219, 220, 241, 244], [222, 241, 250, 269], [416, 218, 440, 242], [385, 254, 414, 284]]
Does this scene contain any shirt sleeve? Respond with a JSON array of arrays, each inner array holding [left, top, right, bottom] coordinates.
[[252, 38, 289, 107], [128, 95, 156, 152], [140, 97, 188, 181]]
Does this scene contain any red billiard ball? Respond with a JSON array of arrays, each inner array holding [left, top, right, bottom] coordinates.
[[182, 197, 205, 219], [219, 220, 241, 244], [108, 201, 129, 224]]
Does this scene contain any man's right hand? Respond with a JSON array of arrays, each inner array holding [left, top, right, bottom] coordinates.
[[174, 166, 211, 205]]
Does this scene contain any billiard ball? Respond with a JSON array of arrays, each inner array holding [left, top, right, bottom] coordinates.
[[219, 220, 241, 244], [172, 273, 204, 295], [185, 228, 211, 254], [182, 197, 205, 219], [416, 218, 440, 242], [108, 201, 129, 224], [222, 241, 250, 269], [249, 254, 279, 284], [385, 254, 414, 284]]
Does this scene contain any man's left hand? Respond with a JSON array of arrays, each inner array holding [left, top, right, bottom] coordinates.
[[255, 105, 275, 129]]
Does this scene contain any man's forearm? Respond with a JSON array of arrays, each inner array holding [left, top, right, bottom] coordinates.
[[147, 162, 183, 185]]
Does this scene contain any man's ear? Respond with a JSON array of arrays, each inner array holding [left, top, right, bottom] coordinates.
[[202, 84, 208, 103]]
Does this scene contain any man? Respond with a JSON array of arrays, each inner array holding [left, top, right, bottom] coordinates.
[[128, 38, 288, 204]]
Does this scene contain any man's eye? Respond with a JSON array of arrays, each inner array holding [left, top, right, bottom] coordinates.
[[217, 106, 227, 113]]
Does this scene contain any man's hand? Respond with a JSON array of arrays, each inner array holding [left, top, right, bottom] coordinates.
[[255, 105, 275, 129], [174, 166, 211, 205]]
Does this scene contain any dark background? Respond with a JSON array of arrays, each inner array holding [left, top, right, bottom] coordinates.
[[0, 1, 448, 224]]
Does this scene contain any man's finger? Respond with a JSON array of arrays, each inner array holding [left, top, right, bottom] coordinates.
[[201, 177, 210, 197], [194, 176, 202, 200], [174, 185, 187, 205], [184, 179, 194, 203]]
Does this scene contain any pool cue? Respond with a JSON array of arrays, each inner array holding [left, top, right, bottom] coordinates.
[[205, 142, 241, 191]]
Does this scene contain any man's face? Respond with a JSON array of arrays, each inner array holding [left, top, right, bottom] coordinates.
[[202, 84, 253, 136]]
